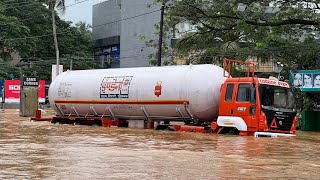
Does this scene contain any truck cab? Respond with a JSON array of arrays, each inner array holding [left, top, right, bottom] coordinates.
[[217, 60, 297, 136]]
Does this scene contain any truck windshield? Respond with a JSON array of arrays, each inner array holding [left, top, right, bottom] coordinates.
[[259, 84, 295, 112]]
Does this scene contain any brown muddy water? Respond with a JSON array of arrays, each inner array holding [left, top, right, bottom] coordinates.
[[0, 109, 319, 179]]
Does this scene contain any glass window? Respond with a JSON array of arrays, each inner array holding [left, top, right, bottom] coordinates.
[[259, 85, 295, 110], [237, 84, 251, 102], [225, 84, 234, 101], [274, 89, 287, 107]]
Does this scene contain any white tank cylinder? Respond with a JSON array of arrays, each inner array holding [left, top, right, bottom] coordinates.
[[49, 64, 228, 121]]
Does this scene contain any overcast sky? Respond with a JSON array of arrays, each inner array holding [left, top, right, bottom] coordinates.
[[60, 0, 106, 25]]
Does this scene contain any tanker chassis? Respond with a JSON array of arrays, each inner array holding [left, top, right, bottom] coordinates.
[[48, 59, 297, 137]]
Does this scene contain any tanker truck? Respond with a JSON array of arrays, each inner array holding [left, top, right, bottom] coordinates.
[[48, 59, 297, 136]]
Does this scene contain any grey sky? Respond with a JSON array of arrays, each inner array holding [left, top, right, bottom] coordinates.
[[60, 0, 106, 25]]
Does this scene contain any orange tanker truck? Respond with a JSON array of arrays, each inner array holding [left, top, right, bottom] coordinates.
[[48, 59, 297, 137]]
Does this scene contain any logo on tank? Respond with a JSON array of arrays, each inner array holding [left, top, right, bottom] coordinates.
[[100, 76, 133, 98], [154, 81, 162, 97]]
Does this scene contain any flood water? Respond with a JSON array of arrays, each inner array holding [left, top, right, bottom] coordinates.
[[0, 109, 319, 179]]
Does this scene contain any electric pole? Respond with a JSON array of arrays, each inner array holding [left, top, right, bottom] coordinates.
[[70, 57, 73, 70], [157, 2, 165, 66]]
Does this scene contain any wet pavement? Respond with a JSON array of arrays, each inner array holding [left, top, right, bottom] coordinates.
[[0, 109, 319, 179]]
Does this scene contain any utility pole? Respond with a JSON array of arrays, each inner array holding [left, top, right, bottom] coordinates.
[[157, 2, 165, 66], [56, 50, 59, 76], [70, 58, 73, 70], [51, 2, 60, 77]]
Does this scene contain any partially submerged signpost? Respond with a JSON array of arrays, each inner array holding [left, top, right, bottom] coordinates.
[[20, 77, 38, 117]]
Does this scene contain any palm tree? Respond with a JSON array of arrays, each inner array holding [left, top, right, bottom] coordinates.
[[49, 0, 65, 77]]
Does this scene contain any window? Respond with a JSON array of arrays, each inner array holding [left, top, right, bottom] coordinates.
[[225, 84, 234, 101], [274, 88, 286, 107], [237, 84, 251, 102], [259, 85, 295, 110]]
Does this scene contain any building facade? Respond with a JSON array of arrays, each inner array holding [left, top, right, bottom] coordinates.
[[92, 1, 283, 76], [92, 0, 161, 68], [92, 0, 121, 68]]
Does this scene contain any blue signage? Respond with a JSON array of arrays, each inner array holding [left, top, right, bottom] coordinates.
[[101, 44, 120, 62]]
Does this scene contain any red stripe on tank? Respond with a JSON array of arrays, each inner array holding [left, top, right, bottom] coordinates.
[[54, 99, 190, 105]]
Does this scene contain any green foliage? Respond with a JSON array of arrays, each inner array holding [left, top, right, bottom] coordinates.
[[293, 91, 320, 113], [0, 0, 94, 81], [154, 0, 320, 68], [0, 2, 34, 59], [153, 0, 320, 111], [0, 64, 21, 80]]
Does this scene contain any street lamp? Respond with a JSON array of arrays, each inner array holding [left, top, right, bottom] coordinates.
[[277, 61, 284, 80]]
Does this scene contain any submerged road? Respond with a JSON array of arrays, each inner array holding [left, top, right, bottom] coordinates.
[[0, 109, 319, 179]]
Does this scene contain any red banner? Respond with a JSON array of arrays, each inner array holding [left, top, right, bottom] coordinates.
[[4, 80, 20, 102], [4, 80, 46, 103], [38, 80, 45, 103]]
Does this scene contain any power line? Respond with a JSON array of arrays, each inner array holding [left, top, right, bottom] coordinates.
[[3, 2, 317, 61], [2, 9, 160, 41], [0, 12, 51, 27], [17, 15, 49, 22], [11, 54, 155, 66], [2, 9, 161, 41], [0, 0, 18, 3], [65, 0, 90, 8], [93, 9, 161, 28], [5, 0, 39, 7], [1, 0, 30, 6], [2, 0, 90, 10], [1, 1, 90, 24], [17, 47, 316, 66], [4, 30, 71, 41], [2, 1, 43, 10]]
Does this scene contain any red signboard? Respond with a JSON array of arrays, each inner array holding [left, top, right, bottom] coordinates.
[[4, 80, 46, 103], [4, 80, 20, 102], [38, 80, 45, 103]]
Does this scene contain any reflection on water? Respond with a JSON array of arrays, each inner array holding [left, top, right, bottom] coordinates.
[[0, 109, 319, 179]]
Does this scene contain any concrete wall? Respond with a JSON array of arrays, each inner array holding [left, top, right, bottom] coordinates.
[[92, 0, 121, 47], [119, 0, 161, 68], [92, 0, 162, 68], [93, 0, 121, 68]]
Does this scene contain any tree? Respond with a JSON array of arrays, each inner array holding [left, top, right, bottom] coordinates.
[[0, 0, 94, 80], [156, 0, 320, 112], [156, 0, 320, 70], [2, 0, 53, 58], [0, 2, 35, 59]]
